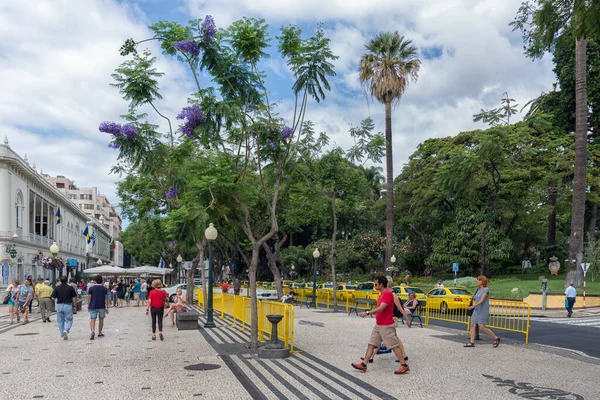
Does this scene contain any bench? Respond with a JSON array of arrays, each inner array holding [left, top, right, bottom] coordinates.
[[407, 300, 426, 327], [176, 311, 199, 330], [298, 299, 313, 308], [348, 298, 376, 316]]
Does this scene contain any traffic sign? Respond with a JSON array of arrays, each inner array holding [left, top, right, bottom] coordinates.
[[581, 263, 590, 274], [452, 262, 459, 272]]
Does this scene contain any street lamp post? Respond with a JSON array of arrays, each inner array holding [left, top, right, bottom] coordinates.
[[97, 258, 103, 266], [310, 248, 320, 308], [177, 254, 183, 284], [390, 255, 396, 277], [204, 223, 218, 328], [50, 242, 59, 288], [290, 264, 295, 279]]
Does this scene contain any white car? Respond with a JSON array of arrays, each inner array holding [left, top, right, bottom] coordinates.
[[164, 283, 192, 302]]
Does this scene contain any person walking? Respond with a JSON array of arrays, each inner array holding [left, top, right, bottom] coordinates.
[[51, 276, 77, 340], [133, 279, 142, 307], [18, 279, 34, 324], [27, 275, 35, 314], [465, 275, 500, 348], [88, 275, 109, 340], [146, 279, 167, 341], [565, 282, 577, 318], [37, 279, 54, 323], [140, 279, 148, 306], [7, 280, 21, 324], [351, 276, 410, 375], [116, 278, 125, 308]]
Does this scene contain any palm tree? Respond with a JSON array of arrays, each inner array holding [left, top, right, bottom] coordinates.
[[359, 32, 421, 270], [360, 165, 385, 200]]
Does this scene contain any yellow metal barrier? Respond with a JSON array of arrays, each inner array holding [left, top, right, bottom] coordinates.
[[424, 299, 531, 343], [198, 290, 295, 350]]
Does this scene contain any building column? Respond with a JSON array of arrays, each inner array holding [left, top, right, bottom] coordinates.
[[0, 166, 12, 233]]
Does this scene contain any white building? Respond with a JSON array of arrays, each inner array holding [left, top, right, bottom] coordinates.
[[0, 137, 111, 286], [44, 175, 123, 266]]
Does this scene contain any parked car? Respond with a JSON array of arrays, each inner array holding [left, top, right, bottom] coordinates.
[[426, 287, 473, 313], [353, 282, 380, 300], [316, 283, 334, 299], [391, 286, 426, 302], [336, 284, 357, 301], [164, 283, 191, 303]]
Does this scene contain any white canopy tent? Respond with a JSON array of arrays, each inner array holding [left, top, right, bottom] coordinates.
[[128, 266, 174, 276], [82, 266, 128, 275]]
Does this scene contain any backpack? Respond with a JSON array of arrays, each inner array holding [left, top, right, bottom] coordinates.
[[393, 299, 405, 319]]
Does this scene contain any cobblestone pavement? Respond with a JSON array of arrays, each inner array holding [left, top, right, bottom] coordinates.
[[1, 303, 599, 399]]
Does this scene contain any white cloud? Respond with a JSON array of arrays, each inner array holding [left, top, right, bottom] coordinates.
[[1, 0, 557, 227]]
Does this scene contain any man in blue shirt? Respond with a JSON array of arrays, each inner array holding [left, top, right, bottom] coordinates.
[[133, 278, 142, 307], [564, 282, 577, 318], [87, 275, 109, 340]]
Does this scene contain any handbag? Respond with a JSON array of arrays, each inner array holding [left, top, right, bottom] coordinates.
[[163, 291, 170, 308], [564, 299, 569, 309], [2, 292, 10, 305], [467, 290, 477, 317]]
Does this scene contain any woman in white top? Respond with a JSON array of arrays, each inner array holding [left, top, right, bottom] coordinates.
[[140, 279, 148, 306]]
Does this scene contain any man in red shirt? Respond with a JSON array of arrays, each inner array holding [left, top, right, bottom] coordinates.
[[221, 281, 229, 294], [352, 276, 409, 375]]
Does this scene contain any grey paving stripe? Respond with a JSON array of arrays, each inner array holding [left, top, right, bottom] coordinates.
[[295, 352, 395, 400], [255, 359, 310, 400], [236, 355, 287, 400], [221, 355, 268, 400], [217, 326, 245, 343], [274, 358, 357, 400], [269, 358, 330, 400], [286, 357, 372, 400], [207, 327, 232, 344]]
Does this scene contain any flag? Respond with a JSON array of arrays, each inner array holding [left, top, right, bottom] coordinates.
[[55, 208, 61, 225], [91, 231, 96, 246], [158, 257, 164, 269], [83, 226, 91, 243], [109, 237, 115, 249]]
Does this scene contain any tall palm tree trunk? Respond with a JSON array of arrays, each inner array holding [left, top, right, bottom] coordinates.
[[567, 37, 587, 288], [384, 100, 393, 270], [547, 182, 557, 246]]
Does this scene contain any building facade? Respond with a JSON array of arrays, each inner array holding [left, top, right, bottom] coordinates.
[[45, 175, 123, 266], [0, 137, 112, 286]]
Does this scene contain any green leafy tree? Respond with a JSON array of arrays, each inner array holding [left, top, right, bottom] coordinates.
[[511, 0, 600, 287], [359, 32, 421, 270]]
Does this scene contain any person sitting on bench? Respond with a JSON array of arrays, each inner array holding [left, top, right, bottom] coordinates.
[[403, 292, 418, 315], [164, 288, 187, 327]]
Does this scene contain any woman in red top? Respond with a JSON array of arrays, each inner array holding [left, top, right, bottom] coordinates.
[[146, 279, 167, 340]]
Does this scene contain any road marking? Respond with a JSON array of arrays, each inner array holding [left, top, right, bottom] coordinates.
[[531, 317, 600, 328]]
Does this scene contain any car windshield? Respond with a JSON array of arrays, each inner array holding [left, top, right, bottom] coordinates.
[[450, 289, 471, 295], [324, 284, 333, 288], [406, 288, 424, 294], [346, 286, 356, 290], [391, 288, 400, 294]]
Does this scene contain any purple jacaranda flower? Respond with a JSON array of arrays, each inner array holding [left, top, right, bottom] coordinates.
[[201, 15, 217, 43], [174, 40, 200, 57], [169, 240, 177, 248], [108, 142, 120, 149], [99, 121, 122, 136], [176, 105, 204, 138], [166, 187, 180, 200], [280, 126, 293, 139], [267, 139, 276, 149], [122, 124, 137, 138]]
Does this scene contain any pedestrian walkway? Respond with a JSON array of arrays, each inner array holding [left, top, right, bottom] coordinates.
[[0, 303, 598, 399], [0, 305, 52, 334], [530, 316, 600, 328]]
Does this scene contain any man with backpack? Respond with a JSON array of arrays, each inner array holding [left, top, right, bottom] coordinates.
[[351, 276, 410, 375]]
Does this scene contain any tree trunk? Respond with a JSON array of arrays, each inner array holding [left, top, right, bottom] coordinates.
[[262, 242, 284, 299], [568, 37, 587, 288], [330, 193, 338, 312], [191, 239, 207, 307], [249, 245, 260, 347], [547, 182, 557, 246], [384, 100, 394, 271]]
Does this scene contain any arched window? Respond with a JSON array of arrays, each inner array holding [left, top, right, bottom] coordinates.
[[15, 191, 23, 228]]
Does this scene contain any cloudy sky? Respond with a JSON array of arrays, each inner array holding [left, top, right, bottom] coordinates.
[[0, 0, 555, 227]]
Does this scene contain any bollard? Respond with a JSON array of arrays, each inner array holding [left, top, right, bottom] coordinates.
[[541, 277, 548, 311]]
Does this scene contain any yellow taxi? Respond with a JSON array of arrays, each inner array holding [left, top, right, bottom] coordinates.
[[426, 287, 473, 313], [316, 283, 334, 299], [336, 284, 357, 301], [391, 286, 426, 302], [353, 282, 380, 300], [282, 280, 294, 288]]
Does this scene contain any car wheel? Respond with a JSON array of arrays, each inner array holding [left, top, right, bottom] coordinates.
[[440, 301, 448, 314], [169, 294, 175, 303]]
